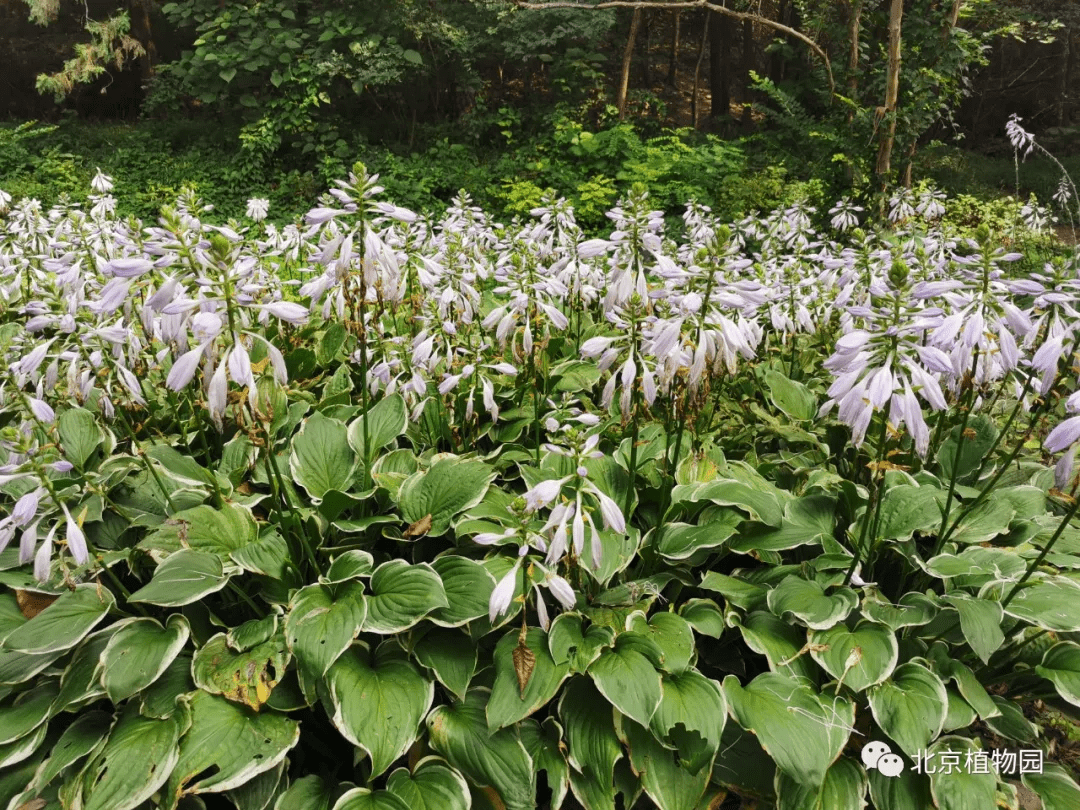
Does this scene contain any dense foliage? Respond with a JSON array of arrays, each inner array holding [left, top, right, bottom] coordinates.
[[0, 137, 1079, 809]]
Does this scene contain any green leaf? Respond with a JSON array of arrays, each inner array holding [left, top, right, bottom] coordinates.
[[396, 457, 495, 537], [29, 710, 110, 794], [220, 67, 237, 83], [81, 708, 185, 810], [939, 594, 1004, 664], [626, 611, 694, 673], [54, 623, 128, 712], [426, 688, 535, 810], [734, 611, 818, 682], [101, 614, 189, 702], [763, 369, 817, 420], [867, 756, 933, 810], [385, 757, 470, 810], [809, 621, 898, 692], [413, 628, 477, 701], [324, 644, 433, 777], [775, 756, 867, 810], [428, 556, 496, 628], [682, 479, 783, 526], [317, 322, 348, 366], [141, 652, 194, 719], [347, 394, 408, 463], [558, 678, 622, 808], [0, 722, 46, 768], [548, 613, 614, 672], [867, 662, 947, 759], [983, 695, 1037, 742], [991, 575, 1080, 632], [723, 672, 853, 788], [166, 690, 299, 798], [767, 576, 857, 630], [655, 511, 741, 561], [129, 550, 230, 607], [1036, 641, 1080, 708], [2, 584, 114, 654], [273, 775, 337, 810], [616, 716, 710, 810], [291, 413, 358, 501], [286, 582, 367, 694], [519, 719, 569, 810], [1023, 764, 1080, 810], [402, 49, 423, 65], [323, 550, 374, 584], [699, 572, 767, 611], [363, 560, 447, 634], [877, 485, 946, 541], [588, 633, 664, 727], [192, 632, 290, 711], [731, 494, 837, 554], [861, 592, 938, 632], [488, 627, 569, 731], [947, 499, 1015, 545], [936, 415, 997, 482], [927, 736, 996, 810], [231, 533, 291, 580], [0, 682, 57, 745], [174, 504, 258, 554], [649, 669, 726, 773], [679, 599, 725, 638], [228, 759, 287, 810], [228, 615, 278, 652], [59, 407, 103, 468]]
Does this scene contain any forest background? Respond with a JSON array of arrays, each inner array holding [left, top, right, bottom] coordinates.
[[0, 0, 1078, 233]]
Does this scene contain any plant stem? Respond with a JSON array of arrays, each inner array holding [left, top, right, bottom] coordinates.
[[1002, 493, 1080, 609], [843, 411, 890, 587], [930, 352, 980, 558]]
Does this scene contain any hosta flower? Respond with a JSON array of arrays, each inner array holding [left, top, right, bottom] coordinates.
[[246, 198, 270, 222]]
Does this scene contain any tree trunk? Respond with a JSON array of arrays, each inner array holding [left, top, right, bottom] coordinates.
[[742, 17, 754, 129], [770, 0, 787, 82], [128, 0, 157, 84], [668, 11, 681, 86], [847, 0, 862, 112], [692, 11, 709, 128], [617, 9, 643, 119], [641, 10, 651, 86], [1061, 25, 1073, 126], [709, 3, 730, 120], [875, 0, 904, 183]]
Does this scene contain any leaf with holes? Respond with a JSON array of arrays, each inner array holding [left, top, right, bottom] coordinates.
[[166, 690, 299, 799], [617, 715, 711, 810], [192, 632, 291, 711]]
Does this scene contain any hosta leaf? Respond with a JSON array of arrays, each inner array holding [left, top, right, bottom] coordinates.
[[347, 394, 408, 463], [385, 757, 470, 810], [285, 582, 367, 696], [323, 550, 374, 584], [587, 632, 664, 727], [29, 710, 110, 793], [767, 576, 857, 631], [733, 611, 818, 682], [927, 736, 996, 810], [291, 412, 358, 501], [877, 485, 946, 541], [2, 584, 114, 654], [548, 613, 614, 672], [775, 756, 867, 810], [488, 627, 569, 731], [101, 614, 190, 703], [59, 407, 103, 469], [426, 688, 535, 810], [723, 672, 853, 788], [167, 690, 299, 798], [626, 611, 694, 674], [324, 644, 433, 777], [649, 669, 726, 774], [983, 695, 1037, 742], [129, 550, 230, 607], [54, 623, 133, 713], [1023, 765, 1080, 810], [558, 678, 623, 809], [192, 632, 290, 710], [861, 591, 938, 632], [428, 556, 496, 628], [519, 719, 569, 810], [174, 504, 259, 554], [227, 759, 287, 810], [228, 615, 278, 652], [397, 457, 495, 536], [1036, 641, 1080, 708], [0, 723, 47, 769], [81, 707, 185, 810], [331, 788, 410, 810], [616, 716, 711, 810], [655, 512, 741, 561], [867, 662, 947, 759], [0, 646, 63, 687], [141, 652, 195, 719], [764, 369, 817, 421], [413, 628, 477, 701], [867, 758, 933, 810], [363, 560, 447, 634], [730, 494, 836, 554], [0, 681, 57, 745], [699, 572, 768, 611], [809, 621, 898, 692], [681, 479, 783, 526], [939, 594, 1004, 664], [273, 774, 338, 810], [988, 575, 1080, 632]]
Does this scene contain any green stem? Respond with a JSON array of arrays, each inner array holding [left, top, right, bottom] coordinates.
[[930, 352, 980, 559], [115, 407, 177, 515], [842, 412, 890, 588]]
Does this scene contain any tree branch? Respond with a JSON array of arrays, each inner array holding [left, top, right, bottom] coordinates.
[[514, 0, 835, 97]]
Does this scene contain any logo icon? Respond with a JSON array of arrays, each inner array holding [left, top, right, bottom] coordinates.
[[862, 741, 905, 778]]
